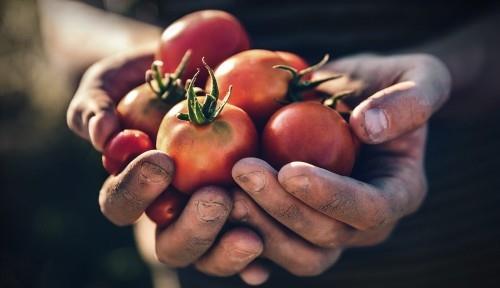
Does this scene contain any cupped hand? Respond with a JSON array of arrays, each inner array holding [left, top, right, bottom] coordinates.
[[101, 150, 266, 284], [231, 53, 450, 276], [66, 49, 270, 285]]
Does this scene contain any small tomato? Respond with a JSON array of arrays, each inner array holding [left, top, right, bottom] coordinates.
[[102, 129, 153, 175], [117, 53, 190, 140], [146, 188, 188, 228]]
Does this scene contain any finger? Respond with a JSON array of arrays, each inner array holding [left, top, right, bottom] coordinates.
[[99, 150, 174, 226], [87, 99, 121, 151], [156, 186, 231, 268], [231, 190, 343, 277], [67, 88, 119, 146], [239, 261, 271, 286], [233, 158, 354, 248], [349, 55, 450, 144], [67, 51, 153, 151], [278, 157, 426, 231], [195, 227, 263, 276], [278, 161, 386, 230]]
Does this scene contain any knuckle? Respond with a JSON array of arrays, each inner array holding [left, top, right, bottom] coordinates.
[[318, 190, 354, 217], [312, 226, 351, 249], [289, 253, 327, 277], [412, 54, 451, 101], [156, 250, 189, 268], [228, 246, 260, 261], [99, 179, 144, 226], [274, 203, 302, 221], [187, 235, 214, 251], [361, 206, 389, 231]]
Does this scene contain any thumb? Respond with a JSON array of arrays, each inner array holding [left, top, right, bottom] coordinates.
[[349, 55, 451, 144]]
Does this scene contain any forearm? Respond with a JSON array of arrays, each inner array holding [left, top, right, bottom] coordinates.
[[39, 0, 161, 79], [417, 11, 500, 120]]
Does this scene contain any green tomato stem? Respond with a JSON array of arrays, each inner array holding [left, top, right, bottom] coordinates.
[[176, 60, 232, 125], [273, 53, 344, 103], [145, 50, 192, 105]]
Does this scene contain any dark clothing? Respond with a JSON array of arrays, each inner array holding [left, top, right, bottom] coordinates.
[[140, 0, 498, 60]]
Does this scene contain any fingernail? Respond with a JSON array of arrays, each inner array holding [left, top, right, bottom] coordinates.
[[139, 162, 170, 184], [282, 175, 310, 197], [364, 108, 388, 142], [235, 171, 266, 193], [196, 200, 228, 222], [229, 247, 260, 261]]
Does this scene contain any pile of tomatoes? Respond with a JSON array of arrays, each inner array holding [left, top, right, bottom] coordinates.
[[100, 10, 360, 228]]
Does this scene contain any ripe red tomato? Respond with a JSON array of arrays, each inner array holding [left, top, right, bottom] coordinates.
[[157, 10, 250, 85], [102, 129, 153, 175], [213, 50, 338, 126], [156, 63, 258, 194], [212, 49, 291, 126], [262, 102, 358, 176], [145, 188, 188, 228], [117, 56, 190, 140]]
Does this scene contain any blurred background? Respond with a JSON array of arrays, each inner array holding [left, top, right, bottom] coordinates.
[[1, 0, 499, 288], [0, 1, 152, 287]]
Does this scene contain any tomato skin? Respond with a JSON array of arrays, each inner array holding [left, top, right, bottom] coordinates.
[[262, 102, 357, 176], [145, 188, 188, 228], [212, 49, 291, 126], [156, 99, 258, 194], [157, 10, 250, 85], [276, 51, 310, 73], [102, 129, 154, 175], [116, 84, 173, 140]]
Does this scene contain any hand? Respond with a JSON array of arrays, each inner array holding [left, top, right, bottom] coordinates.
[[66, 49, 270, 285], [101, 151, 266, 283], [231, 53, 450, 276]]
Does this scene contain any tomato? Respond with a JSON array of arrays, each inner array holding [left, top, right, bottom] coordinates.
[[213, 50, 339, 126], [156, 62, 258, 194], [157, 10, 250, 85], [211, 49, 290, 126], [102, 129, 154, 175], [146, 188, 189, 228], [117, 55, 190, 140], [117, 84, 170, 140], [262, 102, 357, 176]]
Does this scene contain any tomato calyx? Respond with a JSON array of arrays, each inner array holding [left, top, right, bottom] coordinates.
[[322, 90, 356, 120], [273, 54, 343, 103], [146, 50, 192, 105], [177, 58, 232, 125]]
